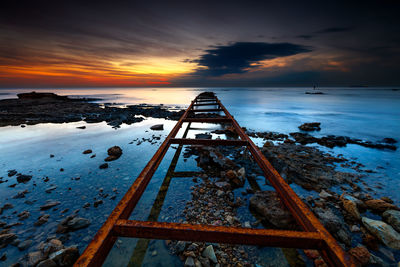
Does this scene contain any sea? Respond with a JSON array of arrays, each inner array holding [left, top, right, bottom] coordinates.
[[0, 87, 399, 266]]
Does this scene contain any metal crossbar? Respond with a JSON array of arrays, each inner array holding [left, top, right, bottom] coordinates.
[[75, 93, 353, 267]]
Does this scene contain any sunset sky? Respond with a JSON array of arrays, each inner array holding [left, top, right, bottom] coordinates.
[[1, 0, 399, 87]]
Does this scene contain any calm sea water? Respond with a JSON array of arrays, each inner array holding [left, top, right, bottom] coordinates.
[[0, 87, 399, 265]]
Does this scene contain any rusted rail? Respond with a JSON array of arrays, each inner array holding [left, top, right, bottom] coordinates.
[[75, 92, 353, 267]]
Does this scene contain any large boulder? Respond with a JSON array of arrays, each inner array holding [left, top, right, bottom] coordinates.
[[365, 199, 399, 213], [48, 246, 80, 266], [66, 217, 91, 230], [382, 210, 400, 232], [348, 246, 370, 266], [249, 191, 295, 229], [362, 217, 400, 249], [340, 194, 361, 220], [105, 146, 123, 161], [314, 207, 352, 246]]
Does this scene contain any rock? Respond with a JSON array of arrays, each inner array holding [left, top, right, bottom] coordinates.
[[18, 239, 33, 251], [60, 168, 64, 172], [195, 133, 212, 139], [8, 170, 17, 177], [13, 189, 29, 199], [199, 256, 210, 267], [50, 154, 54, 158], [82, 149, 92, 154], [365, 199, 398, 213], [362, 217, 400, 249], [94, 200, 103, 207], [90, 154, 96, 158], [225, 169, 244, 187], [0, 233, 17, 249], [175, 241, 187, 253], [340, 194, 361, 220], [202, 245, 218, 264], [299, 122, 321, 131], [41, 239, 64, 257], [215, 182, 230, 191], [314, 207, 351, 246], [66, 217, 91, 230], [48, 246, 80, 266], [99, 163, 108, 169], [382, 137, 397, 144], [381, 196, 394, 204], [76, 126, 86, 129], [249, 191, 295, 229], [368, 254, 386, 266], [35, 214, 50, 226], [37, 259, 57, 267], [45, 186, 57, 193], [26, 251, 46, 266], [40, 201, 60, 210], [0, 252, 6, 261], [16, 173, 32, 183], [349, 246, 370, 266], [18, 210, 30, 220], [319, 190, 332, 199], [382, 210, 400, 232], [150, 124, 163, 130], [104, 146, 123, 161], [185, 256, 195, 267]]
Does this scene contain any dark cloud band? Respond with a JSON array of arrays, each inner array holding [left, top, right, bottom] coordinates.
[[192, 42, 312, 76]]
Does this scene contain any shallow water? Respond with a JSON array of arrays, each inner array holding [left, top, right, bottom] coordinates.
[[0, 87, 399, 265]]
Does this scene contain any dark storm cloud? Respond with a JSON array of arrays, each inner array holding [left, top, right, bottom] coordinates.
[[192, 42, 312, 76]]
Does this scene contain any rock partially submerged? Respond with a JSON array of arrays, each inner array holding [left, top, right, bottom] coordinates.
[[382, 210, 400, 232], [150, 124, 164, 130], [16, 173, 32, 183], [249, 191, 295, 229], [0, 233, 17, 249], [299, 122, 321, 131], [104, 146, 122, 161], [261, 142, 356, 190], [40, 201, 60, 210], [290, 132, 397, 150], [362, 217, 400, 249]]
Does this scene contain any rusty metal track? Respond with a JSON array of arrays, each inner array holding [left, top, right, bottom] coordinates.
[[75, 92, 353, 267]]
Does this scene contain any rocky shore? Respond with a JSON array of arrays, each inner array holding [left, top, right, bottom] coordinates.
[[166, 124, 399, 266], [0, 92, 185, 128]]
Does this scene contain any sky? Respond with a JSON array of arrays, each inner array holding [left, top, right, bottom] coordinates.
[[0, 0, 399, 87]]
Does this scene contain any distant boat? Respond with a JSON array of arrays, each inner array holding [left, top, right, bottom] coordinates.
[[305, 85, 324, 95]]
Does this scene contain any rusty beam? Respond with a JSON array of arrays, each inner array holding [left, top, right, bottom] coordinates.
[[170, 138, 248, 146], [74, 101, 195, 267], [76, 93, 353, 267], [114, 220, 324, 249], [216, 99, 353, 267]]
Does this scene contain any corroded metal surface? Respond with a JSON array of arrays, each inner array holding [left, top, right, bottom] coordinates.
[[75, 93, 353, 267]]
